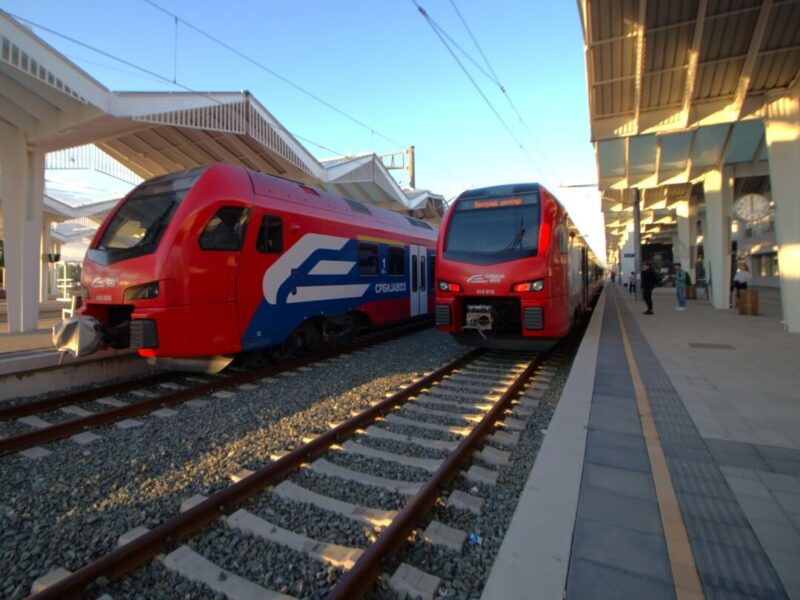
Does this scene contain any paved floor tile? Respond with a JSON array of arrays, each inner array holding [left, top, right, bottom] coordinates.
[[736, 494, 794, 525], [570, 518, 672, 584], [763, 458, 800, 478], [759, 472, 800, 494], [577, 485, 662, 534], [755, 444, 800, 462], [725, 476, 774, 500], [581, 463, 656, 501], [710, 450, 772, 472], [566, 558, 675, 600], [586, 429, 646, 452], [772, 491, 800, 517], [749, 519, 800, 555], [585, 443, 651, 473], [589, 407, 643, 436]]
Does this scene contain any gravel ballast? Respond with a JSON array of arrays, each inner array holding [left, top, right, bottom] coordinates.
[[0, 329, 463, 599]]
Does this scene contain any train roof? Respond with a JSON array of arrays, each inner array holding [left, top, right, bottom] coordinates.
[[140, 163, 437, 240], [458, 183, 544, 199], [245, 167, 437, 238]]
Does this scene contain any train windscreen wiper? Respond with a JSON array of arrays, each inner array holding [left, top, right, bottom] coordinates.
[[501, 222, 525, 253]]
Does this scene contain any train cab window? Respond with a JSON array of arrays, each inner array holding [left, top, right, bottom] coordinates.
[[256, 216, 283, 253], [387, 247, 405, 276], [358, 243, 379, 276], [200, 206, 250, 251]]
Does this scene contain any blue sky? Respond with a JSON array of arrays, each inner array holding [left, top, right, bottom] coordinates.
[[4, 0, 605, 258]]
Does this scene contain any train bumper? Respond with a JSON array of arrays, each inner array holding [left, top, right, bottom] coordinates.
[[435, 295, 570, 339], [53, 316, 104, 357], [131, 303, 241, 358]]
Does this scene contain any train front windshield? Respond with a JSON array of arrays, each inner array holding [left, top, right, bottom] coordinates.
[[444, 193, 540, 263], [87, 167, 207, 265]]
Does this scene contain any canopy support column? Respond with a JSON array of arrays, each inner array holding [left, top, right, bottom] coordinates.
[[0, 121, 45, 332], [703, 166, 734, 309], [765, 89, 800, 333]]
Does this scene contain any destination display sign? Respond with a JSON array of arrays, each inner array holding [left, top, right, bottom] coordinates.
[[458, 195, 538, 211]]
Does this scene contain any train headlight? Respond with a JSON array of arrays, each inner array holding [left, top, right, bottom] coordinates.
[[438, 280, 462, 293], [512, 280, 544, 293], [124, 281, 160, 301]]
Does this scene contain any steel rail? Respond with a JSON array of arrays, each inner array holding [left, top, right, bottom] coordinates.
[[0, 372, 176, 421], [327, 351, 545, 600], [1, 319, 431, 456], [27, 348, 481, 600]]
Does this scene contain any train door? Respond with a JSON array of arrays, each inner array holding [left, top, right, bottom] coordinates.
[[409, 244, 428, 317], [236, 209, 284, 347]]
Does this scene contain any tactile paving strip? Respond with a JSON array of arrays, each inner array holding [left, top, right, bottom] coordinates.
[[616, 296, 788, 599]]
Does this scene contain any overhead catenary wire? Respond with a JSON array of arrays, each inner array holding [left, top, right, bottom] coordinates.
[[411, 0, 549, 185], [9, 8, 470, 192], [142, 0, 408, 152], [140, 0, 469, 189], [444, 0, 563, 186]]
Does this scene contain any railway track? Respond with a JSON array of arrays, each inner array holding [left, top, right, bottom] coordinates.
[[0, 319, 431, 457], [27, 347, 563, 599]]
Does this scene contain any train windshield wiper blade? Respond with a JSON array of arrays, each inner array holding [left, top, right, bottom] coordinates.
[[501, 224, 525, 252]]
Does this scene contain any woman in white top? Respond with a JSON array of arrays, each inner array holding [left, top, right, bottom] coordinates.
[[732, 265, 752, 306], [733, 265, 752, 290]]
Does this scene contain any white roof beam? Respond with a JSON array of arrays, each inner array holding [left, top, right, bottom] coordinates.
[[732, 0, 772, 120], [127, 131, 191, 172], [226, 135, 291, 176], [101, 138, 167, 178], [148, 128, 215, 166], [197, 131, 254, 167], [0, 11, 109, 109], [0, 95, 39, 132], [0, 77, 61, 122], [681, 0, 707, 128]]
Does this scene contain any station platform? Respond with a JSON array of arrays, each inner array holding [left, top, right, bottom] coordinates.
[[0, 300, 151, 400], [485, 284, 800, 599], [0, 299, 66, 354]]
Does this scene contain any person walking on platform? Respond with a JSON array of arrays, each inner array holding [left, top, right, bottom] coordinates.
[[641, 261, 656, 315], [732, 264, 751, 307], [629, 271, 636, 294], [674, 262, 689, 311]]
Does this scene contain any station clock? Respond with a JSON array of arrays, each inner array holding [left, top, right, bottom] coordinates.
[[732, 193, 770, 222]]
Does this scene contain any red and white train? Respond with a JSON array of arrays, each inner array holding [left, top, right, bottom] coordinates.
[[434, 183, 602, 350], [55, 163, 437, 371]]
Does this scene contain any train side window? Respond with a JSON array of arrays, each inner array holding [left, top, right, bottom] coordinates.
[[387, 247, 405, 276], [200, 206, 250, 251], [358, 242, 379, 276], [256, 216, 283, 253], [420, 258, 426, 291], [412, 257, 418, 292], [430, 257, 436, 289], [559, 223, 569, 255]]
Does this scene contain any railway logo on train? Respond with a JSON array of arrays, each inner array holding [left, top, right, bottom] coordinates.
[[434, 183, 602, 350], [53, 164, 437, 372]]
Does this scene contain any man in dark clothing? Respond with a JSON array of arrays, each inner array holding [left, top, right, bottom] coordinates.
[[641, 261, 657, 314]]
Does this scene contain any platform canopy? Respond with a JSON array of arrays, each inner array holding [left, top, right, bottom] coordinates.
[[0, 10, 444, 332], [578, 0, 800, 251]]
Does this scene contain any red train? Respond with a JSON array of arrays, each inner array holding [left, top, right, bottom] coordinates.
[[54, 164, 437, 372], [434, 183, 602, 350]]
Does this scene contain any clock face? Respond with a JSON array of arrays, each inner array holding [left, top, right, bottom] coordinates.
[[733, 193, 770, 221]]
